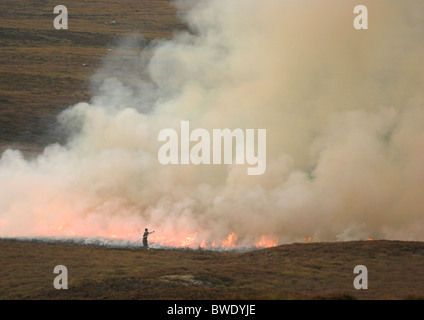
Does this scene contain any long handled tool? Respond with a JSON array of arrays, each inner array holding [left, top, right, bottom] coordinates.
[[126, 237, 143, 249], [126, 231, 155, 249]]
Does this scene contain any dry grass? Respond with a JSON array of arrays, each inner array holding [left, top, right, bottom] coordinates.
[[0, 0, 185, 155], [1, 239, 424, 300]]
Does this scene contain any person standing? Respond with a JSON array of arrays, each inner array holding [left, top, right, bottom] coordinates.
[[143, 228, 154, 248]]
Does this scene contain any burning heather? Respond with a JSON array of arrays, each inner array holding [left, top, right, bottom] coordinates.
[[1, 0, 424, 249]]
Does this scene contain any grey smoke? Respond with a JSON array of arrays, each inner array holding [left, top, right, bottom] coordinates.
[[0, 0, 423, 246]]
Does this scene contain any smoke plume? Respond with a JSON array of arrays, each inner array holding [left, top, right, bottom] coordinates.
[[1, 0, 423, 246]]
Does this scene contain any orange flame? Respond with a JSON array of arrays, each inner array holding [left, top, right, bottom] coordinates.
[[255, 235, 278, 248], [304, 236, 312, 243], [221, 232, 238, 247], [2, 213, 281, 249]]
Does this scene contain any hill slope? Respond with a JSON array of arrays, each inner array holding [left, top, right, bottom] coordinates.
[[0, 0, 184, 155], [1, 239, 423, 299]]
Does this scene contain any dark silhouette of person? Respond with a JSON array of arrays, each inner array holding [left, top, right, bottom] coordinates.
[[143, 228, 154, 248]]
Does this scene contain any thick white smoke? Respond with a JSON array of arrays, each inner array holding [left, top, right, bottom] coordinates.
[[1, 0, 423, 246]]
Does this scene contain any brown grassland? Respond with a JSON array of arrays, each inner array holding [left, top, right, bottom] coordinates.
[[0, 239, 424, 300], [0, 0, 184, 155]]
